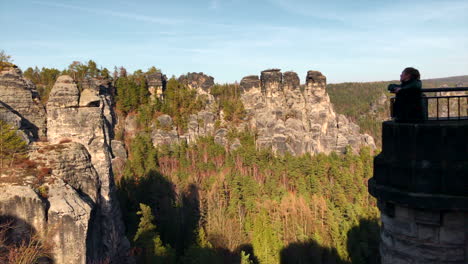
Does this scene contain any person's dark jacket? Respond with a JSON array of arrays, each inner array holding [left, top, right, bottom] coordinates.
[[392, 79, 425, 122]]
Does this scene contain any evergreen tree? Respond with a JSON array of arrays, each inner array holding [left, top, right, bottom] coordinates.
[[134, 203, 174, 263], [0, 120, 27, 168]]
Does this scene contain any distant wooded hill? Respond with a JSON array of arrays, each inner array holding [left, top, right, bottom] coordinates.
[[327, 75, 468, 147], [422, 75, 468, 87]]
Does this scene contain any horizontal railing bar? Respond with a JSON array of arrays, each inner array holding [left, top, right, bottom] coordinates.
[[421, 87, 468, 93], [424, 95, 468, 99]]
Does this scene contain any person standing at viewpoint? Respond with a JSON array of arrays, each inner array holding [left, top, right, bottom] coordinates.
[[388, 67, 425, 122]]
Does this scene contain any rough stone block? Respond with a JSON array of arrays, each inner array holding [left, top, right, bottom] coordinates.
[[443, 212, 466, 228], [417, 224, 439, 242], [395, 205, 414, 221], [415, 209, 441, 226], [439, 227, 466, 245], [382, 213, 417, 237]]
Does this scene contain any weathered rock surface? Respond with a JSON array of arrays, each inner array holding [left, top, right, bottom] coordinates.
[[46, 76, 131, 262], [241, 69, 375, 155], [124, 114, 138, 138], [79, 88, 100, 107], [0, 66, 46, 139], [179, 72, 215, 92], [111, 140, 127, 160], [47, 75, 80, 108], [0, 142, 102, 263], [147, 72, 167, 100], [179, 72, 215, 103], [151, 69, 374, 155]]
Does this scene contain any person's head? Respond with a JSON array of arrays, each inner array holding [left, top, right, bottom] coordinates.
[[400, 67, 420, 82]]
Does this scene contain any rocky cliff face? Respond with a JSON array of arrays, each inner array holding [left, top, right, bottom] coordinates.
[[151, 69, 375, 155], [241, 69, 375, 155], [46, 75, 130, 262], [0, 70, 131, 263], [147, 72, 167, 100], [0, 65, 46, 140], [179, 72, 216, 103], [0, 142, 101, 263]]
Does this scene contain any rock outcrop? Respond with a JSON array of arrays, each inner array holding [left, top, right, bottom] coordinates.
[[147, 72, 167, 100], [0, 65, 46, 139], [179, 72, 215, 103], [151, 69, 374, 155], [0, 69, 131, 262], [46, 75, 130, 262], [240, 69, 375, 155], [0, 142, 101, 263]]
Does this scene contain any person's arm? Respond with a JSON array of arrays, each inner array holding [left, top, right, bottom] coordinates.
[[397, 80, 422, 93], [388, 83, 401, 93]]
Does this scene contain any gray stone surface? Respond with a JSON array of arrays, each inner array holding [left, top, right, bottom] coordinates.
[[46, 77, 131, 262], [240, 75, 260, 93], [124, 114, 138, 138], [47, 75, 80, 108], [157, 114, 173, 128], [178, 72, 215, 103], [47, 179, 94, 264], [241, 69, 375, 155], [0, 142, 103, 263], [379, 205, 467, 264], [179, 72, 215, 92], [151, 69, 374, 155], [0, 66, 47, 139], [29, 142, 100, 203], [79, 88, 101, 107], [147, 72, 167, 100], [111, 140, 127, 160]]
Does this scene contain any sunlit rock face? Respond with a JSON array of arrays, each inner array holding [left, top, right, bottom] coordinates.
[[151, 68, 374, 155], [147, 72, 167, 100], [240, 69, 375, 155], [0, 142, 101, 264], [178, 72, 216, 103], [0, 66, 46, 139], [46, 75, 131, 263]]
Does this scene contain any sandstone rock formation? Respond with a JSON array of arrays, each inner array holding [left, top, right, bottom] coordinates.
[[147, 72, 167, 100], [0, 142, 101, 263], [46, 75, 130, 262], [0, 70, 129, 263], [179, 72, 215, 103], [0, 65, 46, 139], [240, 69, 375, 155], [151, 69, 374, 155]]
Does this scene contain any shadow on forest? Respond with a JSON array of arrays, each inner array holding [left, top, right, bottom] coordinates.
[[118, 170, 380, 264], [118, 169, 199, 254], [280, 218, 381, 264], [118, 169, 262, 263]]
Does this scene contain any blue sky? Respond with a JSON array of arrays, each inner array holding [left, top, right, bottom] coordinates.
[[1, 0, 467, 83]]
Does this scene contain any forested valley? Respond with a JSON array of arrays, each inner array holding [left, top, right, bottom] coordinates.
[[16, 61, 467, 263]]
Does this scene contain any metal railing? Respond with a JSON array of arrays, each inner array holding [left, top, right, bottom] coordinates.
[[390, 87, 468, 121]]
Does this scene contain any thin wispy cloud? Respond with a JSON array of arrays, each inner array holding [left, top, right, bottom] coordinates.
[[3, 0, 467, 83], [31, 1, 183, 25]]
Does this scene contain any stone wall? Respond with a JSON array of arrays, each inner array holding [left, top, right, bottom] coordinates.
[[379, 204, 467, 264]]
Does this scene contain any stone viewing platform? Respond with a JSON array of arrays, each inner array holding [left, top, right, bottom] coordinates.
[[369, 119, 468, 263]]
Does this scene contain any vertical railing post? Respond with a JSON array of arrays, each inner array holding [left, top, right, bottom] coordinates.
[[447, 97, 450, 119]]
